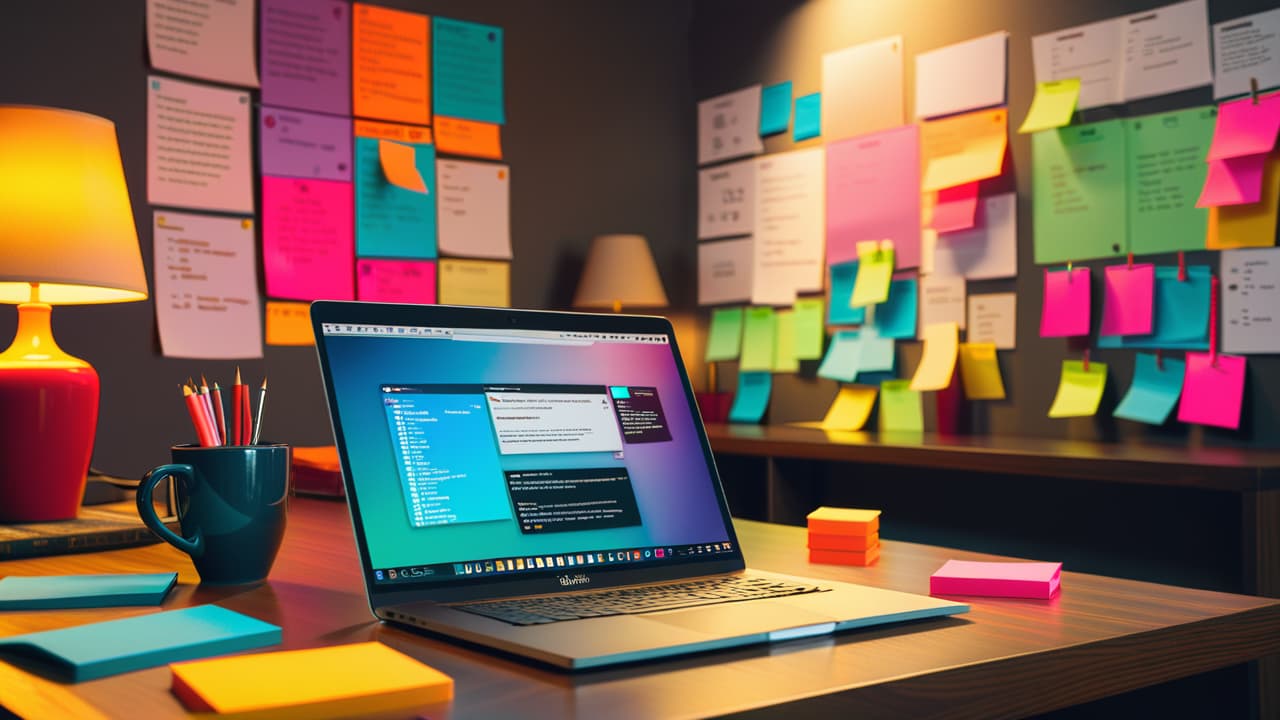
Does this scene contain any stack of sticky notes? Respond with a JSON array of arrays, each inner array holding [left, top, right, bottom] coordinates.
[[929, 560, 1062, 599], [806, 506, 881, 566]]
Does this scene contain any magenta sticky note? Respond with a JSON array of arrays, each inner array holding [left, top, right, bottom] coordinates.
[[259, 107, 352, 182], [1205, 93, 1280, 161], [929, 560, 1062, 599], [1039, 267, 1091, 337], [931, 182, 980, 233], [1177, 352, 1246, 429], [826, 125, 922, 269], [1195, 155, 1267, 207], [262, 176, 355, 301], [1100, 263, 1155, 336], [356, 259, 436, 303]]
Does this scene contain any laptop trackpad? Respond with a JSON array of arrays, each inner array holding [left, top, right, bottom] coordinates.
[[642, 600, 837, 637]]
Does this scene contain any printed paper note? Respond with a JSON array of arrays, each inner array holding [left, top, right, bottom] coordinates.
[[1114, 352, 1185, 425], [1032, 120, 1127, 263], [739, 307, 777, 371], [698, 159, 756, 240], [265, 301, 314, 346], [1206, 92, 1280, 160], [147, 0, 258, 87], [826, 125, 922, 268], [355, 121, 436, 258], [705, 306, 745, 362], [1121, 0, 1213, 101], [437, 160, 511, 259], [1126, 106, 1214, 252], [1048, 360, 1108, 418], [924, 193, 1018, 280], [262, 176, 354, 301], [433, 116, 503, 159], [958, 343, 1005, 400], [817, 330, 862, 383], [1040, 267, 1091, 337], [260, 0, 350, 115], [872, 278, 918, 339], [1097, 265, 1210, 349], [357, 259, 435, 303], [920, 108, 1008, 192], [1198, 155, 1267, 207], [828, 262, 867, 326], [1032, 16, 1124, 109], [793, 299, 825, 360], [1213, 8, 1280, 99], [919, 274, 967, 332], [879, 380, 924, 431], [147, 76, 253, 213], [1222, 247, 1280, 353], [760, 81, 792, 135], [698, 85, 765, 165], [794, 93, 821, 142], [910, 322, 959, 392], [967, 293, 1016, 349], [352, 3, 429, 125], [851, 246, 895, 307], [821, 36, 904, 141], [1018, 79, 1080, 134], [914, 32, 1008, 120], [752, 148, 825, 305], [437, 259, 509, 307], [1207, 153, 1280, 248], [259, 107, 352, 182], [699, 238, 753, 306], [728, 371, 771, 424], [1100, 263, 1155, 336], [432, 17, 504, 124], [1177, 352, 1246, 428], [154, 211, 261, 359], [773, 310, 799, 373], [930, 183, 980, 233], [813, 386, 877, 431]]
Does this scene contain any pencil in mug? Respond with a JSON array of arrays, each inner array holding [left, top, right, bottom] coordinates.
[[199, 375, 222, 446], [251, 378, 268, 445], [233, 368, 245, 445], [182, 385, 217, 448]]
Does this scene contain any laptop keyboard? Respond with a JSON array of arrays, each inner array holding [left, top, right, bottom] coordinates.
[[452, 576, 828, 626]]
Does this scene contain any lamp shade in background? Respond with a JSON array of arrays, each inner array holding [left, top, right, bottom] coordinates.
[[572, 234, 669, 312], [0, 105, 148, 521]]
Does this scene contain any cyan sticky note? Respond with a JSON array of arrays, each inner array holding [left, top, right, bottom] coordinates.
[[0, 605, 280, 682], [872, 278, 918, 339], [355, 136, 437, 259], [728, 371, 772, 424], [828, 261, 867, 325], [760, 81, 792, 135], [858, 325, 896, 373], [432, 18, 505, 124], [817, 330, 862, 383], [0, 573, 177, 610], [794, 92, 821, 142], [1097, 266, 1211, 349], [1114, 353, 1185, 425]]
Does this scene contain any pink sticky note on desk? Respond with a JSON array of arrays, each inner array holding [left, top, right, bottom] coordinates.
[[263, 176, 354, 301], [357, 259, 436, 303], [1100, 263, 1154, 336], [1039, 267, 1091, 337], [1196, 155, 1267, 207], [930, 182, 980, 233], [1177, 352, 1246, 429], [930, 560, 1062, 599], [826, 125, 922, 269], [1206, 93, 1280, 161]]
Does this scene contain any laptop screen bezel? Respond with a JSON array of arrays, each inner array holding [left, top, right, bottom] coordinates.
[[310, 301, 746, 606]]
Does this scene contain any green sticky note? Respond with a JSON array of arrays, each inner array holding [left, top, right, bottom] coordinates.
[[1033, 120, 1127, 264], [879, 380, 924, 431], [773, 311, 799, 373], [1048, 360, 1109, 418], [1018, 79, 1080, 134], [793, 299, 825, 360], [851, 247, 895, 307], [739, 307, 777, 372], [705, 307, 744, 362], [1125, 106, 1215, 255]]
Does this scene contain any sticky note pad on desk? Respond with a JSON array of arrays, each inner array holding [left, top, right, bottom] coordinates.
[[171, 641, 453, 718], [806, 507, 880, 536], [0, 604, 280, 681], [0, 572, 177, 610], [930, 560, 1062, 599]]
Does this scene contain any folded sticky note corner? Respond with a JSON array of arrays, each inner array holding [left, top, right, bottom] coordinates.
[[929, 560, 1062, 599]]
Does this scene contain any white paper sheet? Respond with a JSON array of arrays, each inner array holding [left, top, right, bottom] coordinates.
[[821, 36, 905, 141], [697, 85, 765, 166], [914, 32, 1009, 119], [1032, 16, 1125, 109], [1213, 8, 1280, 99], [698, 159, 756, 239], [153, 210, 262, 359], [698, 237, 753, 306], [147, 0, 259, 87], [1222, 247, 1280, 354], [922, 193, 1018, 280], [436, 160, 512, 259], [751, 148, 825, 306], [1121, 0, 1212, 101], [147, 76, 254, 213], [967, 292, 1017, 350], [919, 274, 967, 334]]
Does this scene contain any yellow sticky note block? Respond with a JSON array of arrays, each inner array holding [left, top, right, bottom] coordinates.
[[379, 140, 428, 193], [438, 258, 509, 307], [958, 342, 1006, 400], [352, 3, 431, 126], [1207, 151, 1279, 249], [773, 310, 799, 373], [1018, 79, 1081, 134], [817, 385, 878, 431], [807, 506, 880, 535], [435, 116, 503, 160], [265, 301, 314, 346], [1048, 359, 1108, 418], [910, 322, 959, 391], [739, 306, 777, 372], [851, 244, 894, 307], [171, 641, 453, 718], [920, 107, 1008, 192]]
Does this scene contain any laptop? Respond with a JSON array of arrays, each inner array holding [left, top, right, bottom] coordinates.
[[310, 301, 968, 669]]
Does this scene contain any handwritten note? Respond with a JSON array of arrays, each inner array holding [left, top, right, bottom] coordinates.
[[1213, 8, 1280, 99], [265, 301, 314, 346], [147, 0, 258, 87], [924, 193, 1018, 280], [1120, 0, 1212, 102], [698, 238, 752, 306], [826, 125, 921, 268], [1126, 106, 1214, 252], [433, 116, 503, 160], [752, 149, 825, 305], [760, 81, 792, 135], [1039, 267, 1091, 337], [920, 108, 1008, 192], [1114, 352, 1185, 425], [1032, 16, 1123, 109], [958, 343, 1005, 400], [1177, 352, 1246, 428], [1032, 120, 1127, 263], [262, 176, 354, 301], [1047, 360, 1108, 418], [705, 306, 745, 362], [1222, 247, 1280, 353], [356, 259, 435, 303], [259, 107, 352, 181], [851, 246, 895, 307], [872, 278, 918, 340], [352, 3, 429, 125], [1100, 263, 1155, 336], [1018, 79, 1080, 134], [914, 32, 1008, 120], [967, 293, 1016, 349], [437, 259, 509, 307], [260, 0, 350, 114], [910, 322, 959, 392], [698, 158, 755, 239], [793, 93, 821, 142], [436, 160, 511, 259], [698, 85, 765, 166], [354, 121, 436, 258], [821, 36, 904, 141], [919, 274, 966, 333], [878, 380, 924, 431], [739, 307, 777, 372], [147, 76, 253, 213], [728, 371, 772, 424], [432, 17, 504, 124], [827, 262, 866, 326]]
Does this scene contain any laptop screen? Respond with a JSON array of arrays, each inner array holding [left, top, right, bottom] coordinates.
[[317, 314, 736, 589]]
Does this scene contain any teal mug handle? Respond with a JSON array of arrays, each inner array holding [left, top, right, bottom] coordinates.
[[137, 463, 204, 557]]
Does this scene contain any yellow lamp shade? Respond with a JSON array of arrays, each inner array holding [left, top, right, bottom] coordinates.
[[573, 234, 669, 311]]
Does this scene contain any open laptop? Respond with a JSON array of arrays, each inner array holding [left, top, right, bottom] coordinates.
[[310, 302, 968, 669]]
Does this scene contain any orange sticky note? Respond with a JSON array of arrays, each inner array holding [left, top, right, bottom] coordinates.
[[434, 116, 503, 160], [920, 107, 1008, 192], [1206, 151, 1280, 250], [265, 301, 314, 346], [352, 3, 430, 125], [379, 140, 428, 193], [806, 506, 881, 535]]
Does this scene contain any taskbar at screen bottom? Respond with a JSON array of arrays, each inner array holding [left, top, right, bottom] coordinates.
[[373, 540, 735, 585]]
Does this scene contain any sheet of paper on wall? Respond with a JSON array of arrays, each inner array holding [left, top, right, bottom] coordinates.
[[1097, 265, 1210, 349], [797, 385, 877, 431], [1198, 155, 1268, 207], [920, 108, 1008, 193], [1047, 360, 1108, 418], [923, 193, 1018, 280], [821, 36, 904, 141], [751, 148, 825, 305], [147, 0, 258, 87], [698, 85, 765, 166], [357, 259, 436, 304], [910, 322, 959, 392], [878, 380, 923, 432], [958, 343, 1005, 400], [153, 211, 262, 359], [259, 107, 353, 182], [434, 117, 503, 160], [914, 32, 1008, 120], [794, 92, 821, 142], [827, 262, 866, 326], [352, 3, 430, 125], [705, 306, 745, 362], [792, 299, 825, 360], [929, 182, 980, 233], [772, 310, 799, 373], [1100, 263, 1155, 336], [436, 160, 511, 259], [265, 301, 315, 346], [1177, 352, 1246, 428], [760, 81, 792, 135], [967, 293, 1016, 350], [698, 158, 755, 239], [817, 330, 862, 383], [1114, 352, 1185, 425], [738, 307, 777, 372], [850, 245, 895, 307], [1213, 8, 1280, 99], [1207, 152, 1280, 249], [432, 17, 504, 125], [918, 274, 966, 334], [1125, 106, 1213, 253], [1032, 16, 1124, 109], [728, 371, 772, 424], [354, 121, 436, 259], [871, 278, 918, 340], [147, 76, 253, 213], [1018, 79, 1080, 134], [260, 0, 351, 115], [1120, 0, 1212, 101], [1032, 120, 1127, 263], [437, 259, 509, 307], [1040, 267, 1091, 337], [1222, 247, 1280, 353], [698, 237, 753, 306], [826, 125, 921, 268], [262, 177, 355, 301]]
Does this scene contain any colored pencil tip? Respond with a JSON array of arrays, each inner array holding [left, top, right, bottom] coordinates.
[[261, 378, 268, 390], [235, 367, 242, 383], [182, 385, 193, 396], [201, 374, 209, 387]]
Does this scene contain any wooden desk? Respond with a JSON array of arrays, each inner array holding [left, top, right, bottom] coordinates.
[[2, 498, 1278, 719]]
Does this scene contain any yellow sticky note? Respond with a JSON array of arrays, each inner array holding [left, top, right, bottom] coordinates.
[[817, 385, 878, 431], [920, 107, 1008, 192], [435, 116, 503, 160], [379, 140, 428, 193], [438, 258, 509, 307], [265, 301, 314, 346], [1207, 151, 1279, 249], [739, 307, 777, 372], [1017, 79, 1081, 134], [1048, 359, 1108, 418], [910, 321, 959, 391], [851, 244, 894, 307], [958, 343, 1006, 400], [878, 379, 924, 431], [773, 310, 799, 373]]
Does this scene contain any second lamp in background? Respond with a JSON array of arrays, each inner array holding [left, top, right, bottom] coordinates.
[[573, 234, 668, 313]]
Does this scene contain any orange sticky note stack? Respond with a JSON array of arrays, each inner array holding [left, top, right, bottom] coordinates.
[[806, 506, 881, 566]]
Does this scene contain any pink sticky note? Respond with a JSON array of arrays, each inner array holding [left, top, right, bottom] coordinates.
[[263, 176, 355, 301], [357, 259, 436, 303], [1177, 352, 1246, 429], [1196, 155, 1267, 207], [1205, 93, 1280, 161], [827, 125, 922, 269], [930, 182, 980, 233], [1100, 263, 1154, 336], [1039, 267, 1091, 337], [929, 560, 1062, 599]]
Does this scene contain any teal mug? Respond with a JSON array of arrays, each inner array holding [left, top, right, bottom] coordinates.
[[138, 444, 290, 585]]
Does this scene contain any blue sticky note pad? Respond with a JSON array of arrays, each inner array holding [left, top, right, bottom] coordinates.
[[729, 371, 772, 424], [355, 137, 437, 259], [1114, 353, 1186, 425], [828, 262, 867, 325], [872, 278, 918, 340], [760, 81, 792, 135], [817, 330, 861, 383], [0, 572, 177, 610], [1097, 266, 1209, 349], [858, 326, 896, 373], [793, 93, 821, 142], [433, 17, 505, 124], [0, 605, 280, 682]]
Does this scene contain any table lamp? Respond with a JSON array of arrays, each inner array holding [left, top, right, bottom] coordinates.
[[0, 106, 148, 521], [572, 234, 669, 312]]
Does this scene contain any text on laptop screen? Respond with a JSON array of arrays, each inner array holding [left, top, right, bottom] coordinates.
[[320, 324, 734, 584]]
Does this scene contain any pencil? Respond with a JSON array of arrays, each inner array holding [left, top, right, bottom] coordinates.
[[199, 375, 221, 446], [183, 385, 216, 448], [233, 367, 245, 445], [240, 378, 252, 446], [251, 378, 268, 445], [211, 381, 228, 447]]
